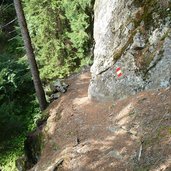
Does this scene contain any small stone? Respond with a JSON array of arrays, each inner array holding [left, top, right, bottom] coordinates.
[[107, 150, 123, 160], [131, 32, 145, 50], [129, 128, 137, 136], [50, 92, 61, 101], [149, 46, 155, 53], [107, 126, 119, 133]]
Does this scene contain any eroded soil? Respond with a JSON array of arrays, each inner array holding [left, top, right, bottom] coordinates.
[[30, 71, 171, 171]]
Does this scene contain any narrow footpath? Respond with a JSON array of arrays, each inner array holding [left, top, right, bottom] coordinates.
[[30, 71, 171, 171]]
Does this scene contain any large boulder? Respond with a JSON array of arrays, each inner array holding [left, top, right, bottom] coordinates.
[[89, 0, 171, 100]]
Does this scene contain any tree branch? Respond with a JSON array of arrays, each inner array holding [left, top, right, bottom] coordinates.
[[0, 18, 17, 29]]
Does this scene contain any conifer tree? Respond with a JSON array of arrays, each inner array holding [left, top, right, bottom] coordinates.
[[13, 0, 47, 111]]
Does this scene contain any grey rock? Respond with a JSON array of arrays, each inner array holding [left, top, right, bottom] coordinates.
[[48, 80, 69, 102], [89, 52, 145, 101], [146, 37, 171, 89], [91, 0, 137, 76], [149, 27, 169, 45], [89, 0, 171, 101], [107, 150, 123, 160], [107, 126, 120, 133], [52, 80, 69, 93], [131, 32, 145, 50], [50, 92, 62, 102], [149, 46, 155, 53]]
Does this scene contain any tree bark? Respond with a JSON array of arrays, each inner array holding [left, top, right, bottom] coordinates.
[[13, 0, 47, 111]]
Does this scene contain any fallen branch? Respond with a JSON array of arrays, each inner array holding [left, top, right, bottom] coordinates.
[[138, 143, 143, 161]]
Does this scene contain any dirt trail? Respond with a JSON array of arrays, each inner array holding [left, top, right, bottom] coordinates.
[[31, 71, 171, 171]]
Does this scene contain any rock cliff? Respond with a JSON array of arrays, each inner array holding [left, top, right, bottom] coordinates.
[[89, 0, 171, 100]]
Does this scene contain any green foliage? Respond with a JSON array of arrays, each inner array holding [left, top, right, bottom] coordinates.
[[23, 0, 94, 80], [7, 26, 25, 54], [0, 135, 24, 171], [0, 2, 40, 170], [0, 54, 40, 170]]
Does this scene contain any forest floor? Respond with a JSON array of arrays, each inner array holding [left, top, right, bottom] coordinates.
[[30, 70, 171, 171]]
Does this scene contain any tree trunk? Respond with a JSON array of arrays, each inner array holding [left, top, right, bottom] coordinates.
[[13, 0, 48, 111]]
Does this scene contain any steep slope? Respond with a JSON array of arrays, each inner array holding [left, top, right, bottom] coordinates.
[[89, 0, 171, 101], [25, 70, 171, 171]]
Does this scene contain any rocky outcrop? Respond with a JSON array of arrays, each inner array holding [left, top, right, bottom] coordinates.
[[89, 0, 171, 100]]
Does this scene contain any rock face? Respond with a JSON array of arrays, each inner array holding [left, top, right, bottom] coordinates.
[[88, 0, 171, 100]]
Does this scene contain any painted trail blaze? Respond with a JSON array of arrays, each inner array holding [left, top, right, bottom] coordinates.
[[116, 67, 122, 77]]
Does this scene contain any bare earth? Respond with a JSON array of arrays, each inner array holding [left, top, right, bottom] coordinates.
[[30, 70, 171, 171]]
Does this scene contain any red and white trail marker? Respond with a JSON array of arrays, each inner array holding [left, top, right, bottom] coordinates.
[[116, 67, 122, 78]]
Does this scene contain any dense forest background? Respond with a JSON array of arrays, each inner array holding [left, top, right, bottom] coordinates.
[[0, 0, 94, 170]]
